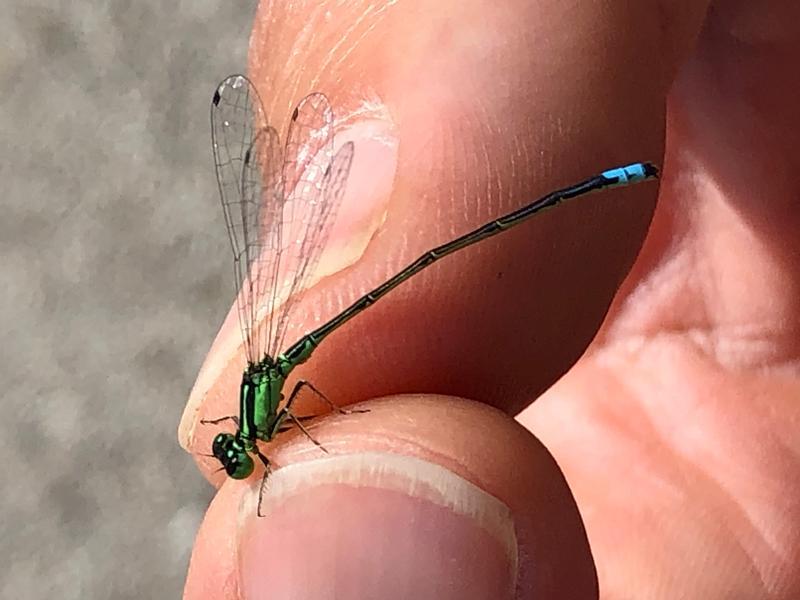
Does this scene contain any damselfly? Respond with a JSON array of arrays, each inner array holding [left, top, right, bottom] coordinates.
[[204, 74, 658, 515]]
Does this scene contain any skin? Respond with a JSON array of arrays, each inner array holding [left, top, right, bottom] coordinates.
[[182, 0, 800, 598]]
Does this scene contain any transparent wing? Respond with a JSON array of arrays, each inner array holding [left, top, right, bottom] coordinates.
[[270, 140, 355, 358], [211, 78, 354, 364], [268, 94, 355, 358], [211, 74, 284, 365]]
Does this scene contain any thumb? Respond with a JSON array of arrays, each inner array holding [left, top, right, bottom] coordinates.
[[183, 396, 597, 599]]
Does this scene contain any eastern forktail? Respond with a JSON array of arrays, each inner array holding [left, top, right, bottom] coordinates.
[[204, 74, 658, 515]]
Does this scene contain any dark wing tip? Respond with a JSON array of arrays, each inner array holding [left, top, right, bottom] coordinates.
[[212, 89, 221, 106]]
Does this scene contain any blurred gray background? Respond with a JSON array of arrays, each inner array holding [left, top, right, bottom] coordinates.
[[1, 2, 256, 597]]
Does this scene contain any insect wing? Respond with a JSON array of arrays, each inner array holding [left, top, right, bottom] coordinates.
[[268, 94, 354, 358], [211, 74, 285, 364]]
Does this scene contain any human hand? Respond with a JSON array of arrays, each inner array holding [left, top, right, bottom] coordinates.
[[181, 1, 799, 598]]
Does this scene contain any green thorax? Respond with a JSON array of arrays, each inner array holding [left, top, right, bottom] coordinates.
[[238, 355, 294, 443]]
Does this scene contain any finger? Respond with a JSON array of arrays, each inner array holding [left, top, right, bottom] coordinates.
[[184, 395, 597, 600], [515, 5, 800, 597], [599, 1, 800, 346], [180, 0, 679, 476]]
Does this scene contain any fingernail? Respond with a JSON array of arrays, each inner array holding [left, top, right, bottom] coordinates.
[[178, 107, 397, 451], [317, 109, 398, 282], [237, 452, 518, 600]]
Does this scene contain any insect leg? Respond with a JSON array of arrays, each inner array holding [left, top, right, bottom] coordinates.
[[200, 415, 241, 427], [285, 379, 368, 415], [254, 450, 271, 518]]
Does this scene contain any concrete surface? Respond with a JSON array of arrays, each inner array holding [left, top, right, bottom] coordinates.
[[1, 2, 257, 597]]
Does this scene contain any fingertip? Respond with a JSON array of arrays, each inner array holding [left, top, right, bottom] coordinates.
[[186, 396, 597, 599]]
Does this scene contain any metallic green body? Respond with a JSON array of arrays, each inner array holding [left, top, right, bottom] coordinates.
[[239, 364, 285, 444], [211, 345, 318, 482]]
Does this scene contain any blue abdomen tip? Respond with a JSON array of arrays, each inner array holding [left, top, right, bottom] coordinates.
[[602, 162, 658, 185]]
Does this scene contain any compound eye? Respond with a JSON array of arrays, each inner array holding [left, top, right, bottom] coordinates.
[[227, 453, 254, 480], [211, 433, 229, 459]]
